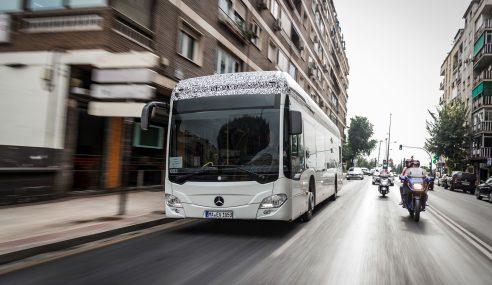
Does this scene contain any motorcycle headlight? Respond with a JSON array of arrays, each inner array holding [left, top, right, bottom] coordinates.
[[165, 194, 183, 208], [259, 194, 287, 209], [413, 184, 423, 191]]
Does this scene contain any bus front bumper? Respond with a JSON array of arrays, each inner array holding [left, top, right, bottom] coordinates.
[[165, 201, 291, 221]]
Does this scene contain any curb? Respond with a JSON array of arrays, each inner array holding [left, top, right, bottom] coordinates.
[[0, 217, 174, 265]]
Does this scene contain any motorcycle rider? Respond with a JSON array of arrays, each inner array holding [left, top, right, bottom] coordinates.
[[399, 158, 414, 206], [401, 159, 428, 209]]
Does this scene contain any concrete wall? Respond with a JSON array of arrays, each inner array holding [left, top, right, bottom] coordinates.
[[0, 52, 68, 150]]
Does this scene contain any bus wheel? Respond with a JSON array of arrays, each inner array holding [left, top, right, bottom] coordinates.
[[302, 179, 315, 222], [330, 178, 338, 201]]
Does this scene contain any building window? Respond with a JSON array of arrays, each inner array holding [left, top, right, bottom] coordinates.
[[133, 123, 164, 149], [178, 31, 197, 61], [270, 0, 279, 19], [69, 0, 107, 8], [28, 0, 65, 10], [0, 0, 22, 11], [288, 61, 296, 79], [112, 0, 153, 28], [278, 50, 289, 72], [280, 8, 291, 37], [268, 41, 277, 62], [250, 21, 262, 48], [216, 48, 240, 74]]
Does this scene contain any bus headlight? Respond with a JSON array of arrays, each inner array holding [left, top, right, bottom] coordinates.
[[259, 194, 287, 209], [165, 194, 183, 208]]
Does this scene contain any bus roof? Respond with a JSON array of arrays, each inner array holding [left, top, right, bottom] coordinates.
[[172, 71, 341, 139]]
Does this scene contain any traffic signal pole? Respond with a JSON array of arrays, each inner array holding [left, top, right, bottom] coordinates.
[[399, 145, 433, 175]]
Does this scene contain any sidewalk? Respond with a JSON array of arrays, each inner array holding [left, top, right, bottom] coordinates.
[[0, 190, 169, 265]]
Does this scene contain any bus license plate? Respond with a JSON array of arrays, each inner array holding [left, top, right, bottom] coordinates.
[[204, 210, 233, 219]]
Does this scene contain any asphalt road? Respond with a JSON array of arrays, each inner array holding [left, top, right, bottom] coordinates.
[[1, 177, 491, 285]]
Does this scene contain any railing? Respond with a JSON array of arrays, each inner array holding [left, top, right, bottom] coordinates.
[[24, 14, 103, 33], [474, 43, 492, 63], [474, 68, 492, 87], [218, 7, 247, 42], [472, 94, 492, 110], [112, 20, 154, 50], [472, 147, 492, 158], [475, 18, 492, 39], [473, 121, 492, 133]]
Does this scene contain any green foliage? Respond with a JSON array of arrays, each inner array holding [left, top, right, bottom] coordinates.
[[344, 116, 378, 167], [425, 100, 470, 171]]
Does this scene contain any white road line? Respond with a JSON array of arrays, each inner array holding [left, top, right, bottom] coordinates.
[[428, 206, 492, 260], [270, 228, 307, 258]]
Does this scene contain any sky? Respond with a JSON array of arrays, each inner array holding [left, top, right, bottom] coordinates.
[[333, 0, 471, 166]]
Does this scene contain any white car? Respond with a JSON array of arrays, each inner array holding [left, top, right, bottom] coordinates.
[[347, 167, 364, 180]]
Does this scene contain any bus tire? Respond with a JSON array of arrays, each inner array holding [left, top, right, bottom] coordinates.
[[302, 177, 315, 222], [330, 176, 338, 201]]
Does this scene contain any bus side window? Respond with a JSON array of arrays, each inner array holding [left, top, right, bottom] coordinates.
[[291, 134, 305, 178]]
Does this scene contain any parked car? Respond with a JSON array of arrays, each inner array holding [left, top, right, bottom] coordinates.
[[347, 167, 364, 180], [475, 178, 492, 202], [361, 168, 371, 175], [449, 172, 477, 194]]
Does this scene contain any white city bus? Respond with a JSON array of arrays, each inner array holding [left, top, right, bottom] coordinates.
[[141, 71, 343, 221]]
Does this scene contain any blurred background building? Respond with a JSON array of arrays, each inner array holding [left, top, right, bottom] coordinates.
[[0, 0, 349, 203], [439, 0, 492, 179]]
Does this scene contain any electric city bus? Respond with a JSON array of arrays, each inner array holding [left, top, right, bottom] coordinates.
[[141, 71, 343, 221]]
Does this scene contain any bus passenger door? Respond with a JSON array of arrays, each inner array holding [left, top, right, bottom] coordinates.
[[290, 133, 308, 218]]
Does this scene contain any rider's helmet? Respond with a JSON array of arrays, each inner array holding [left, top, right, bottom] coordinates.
[[405, 159, 412, 168], [413, 160, 420, 167]]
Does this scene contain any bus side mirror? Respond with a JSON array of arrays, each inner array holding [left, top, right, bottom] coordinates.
[[289, 111, 302, 135], [141, 101, 168, 130]]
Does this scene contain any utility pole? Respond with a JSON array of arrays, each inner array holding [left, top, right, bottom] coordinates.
[[377, 140, 382, 166], [386, 113, 392, 164]]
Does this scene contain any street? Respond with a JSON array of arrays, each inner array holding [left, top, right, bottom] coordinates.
[[0, 177, 491, 285]]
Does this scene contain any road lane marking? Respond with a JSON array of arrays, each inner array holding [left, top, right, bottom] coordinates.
[[270, 228, 307, 258], [427, 206, 492, 260], [0, 219, 196, 276]]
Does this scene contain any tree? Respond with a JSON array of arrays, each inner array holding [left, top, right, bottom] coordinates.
[[425, 100, 470, 172], [343, 116, 378, 167]]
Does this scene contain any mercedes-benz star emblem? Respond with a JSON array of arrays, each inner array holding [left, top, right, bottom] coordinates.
[[214, 196, 224, 207]]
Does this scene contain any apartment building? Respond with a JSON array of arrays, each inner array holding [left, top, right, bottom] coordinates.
[[440, 0, 492, 178], [0, 0, 349, 203]]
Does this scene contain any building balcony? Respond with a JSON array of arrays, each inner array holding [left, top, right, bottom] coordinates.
[[471, 147, 492, 159], [112, 20, 154, 50], [473, 121, 492, 134], [475, 18, 492, 39], [474, 67, 492, 87], [439, 82, 444, 90], [474, 42, 492, 71], [472, 82, 492, 111], [218, 7, 248, 43]]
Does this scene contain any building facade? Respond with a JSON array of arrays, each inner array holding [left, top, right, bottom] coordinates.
[[439, 0, 492, 179], [0, 0, 349, 203]]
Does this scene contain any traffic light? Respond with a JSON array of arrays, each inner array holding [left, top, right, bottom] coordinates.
[[399, 144, 402, 150], [433, 154, 438, 164]]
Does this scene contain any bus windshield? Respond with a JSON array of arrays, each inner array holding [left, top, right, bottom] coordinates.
[[169, 94, 281, 184]]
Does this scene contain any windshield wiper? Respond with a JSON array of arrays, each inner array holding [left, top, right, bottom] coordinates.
[[215, 165, 268, 183], [173, 165, 270, 184], [174, 169, 215, 184]]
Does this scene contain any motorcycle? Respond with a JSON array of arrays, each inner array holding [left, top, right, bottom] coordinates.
[[378, 175, 391, 197], [399, 175, 434, 222]]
